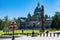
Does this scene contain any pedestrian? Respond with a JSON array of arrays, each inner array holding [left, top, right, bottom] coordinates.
[[27, 33, 28, 37], [46, 31, 49, 37], [32, 30, 34, 37], [22, 29, 24, 33]]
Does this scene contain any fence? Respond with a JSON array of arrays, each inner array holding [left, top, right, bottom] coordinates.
[[25, 33, 60, 37]]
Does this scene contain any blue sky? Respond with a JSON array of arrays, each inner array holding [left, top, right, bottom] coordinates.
[[0, 0, 60, 19]]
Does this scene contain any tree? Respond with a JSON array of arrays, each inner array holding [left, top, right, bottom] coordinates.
[[13, 18, 19, 29], [14, 18, 19, 25], [51, 12, 60, 30], [18, 17, 21, 29], [2, 16, 10, 31], [0, 19, 3, 30]]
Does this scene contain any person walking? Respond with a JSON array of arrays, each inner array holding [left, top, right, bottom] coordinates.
[[46, 31, 49, 37]]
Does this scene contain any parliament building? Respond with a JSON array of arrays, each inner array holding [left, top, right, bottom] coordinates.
[[18, 3, 52, 29]]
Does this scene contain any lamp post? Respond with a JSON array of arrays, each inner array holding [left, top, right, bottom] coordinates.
[[12, 20, 15, 40], [12, 21, 14, 40], [10, 20, 17, 40]]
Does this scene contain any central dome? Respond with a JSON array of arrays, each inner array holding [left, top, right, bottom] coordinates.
[[34, 3, 42, 15]]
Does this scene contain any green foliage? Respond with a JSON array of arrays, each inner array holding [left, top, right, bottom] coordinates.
[[2, 16, 10, 31], [0, 16, 10, 30], [0, 19, 3, 30], [0, 16, 19, 30], [51, 12, 60, 30], [14, 18, 19, 25]]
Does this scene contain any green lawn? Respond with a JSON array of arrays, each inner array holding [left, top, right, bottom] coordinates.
[[0, 30, 40, 36], [0, 29, 60, 36]]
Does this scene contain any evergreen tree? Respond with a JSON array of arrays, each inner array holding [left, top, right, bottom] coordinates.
[[51, 12, 60, 30], [0, 19, 3, 30]]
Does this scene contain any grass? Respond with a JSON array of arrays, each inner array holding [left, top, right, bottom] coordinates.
[[0, 30, 40, 36], [0, 29, 60, 36], [46, 29, 60, 32], [0, 30, 4, 35]]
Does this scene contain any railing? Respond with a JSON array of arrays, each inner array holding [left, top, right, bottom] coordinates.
[[19, 33, 60, 37]]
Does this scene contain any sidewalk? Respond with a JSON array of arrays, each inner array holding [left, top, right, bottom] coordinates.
[[15, 35, 60, 40], [0, 32, 60, 40], [15, 32, 60, 40]]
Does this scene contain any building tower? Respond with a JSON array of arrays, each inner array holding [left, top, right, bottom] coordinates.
[[34, 3, 42, 21]]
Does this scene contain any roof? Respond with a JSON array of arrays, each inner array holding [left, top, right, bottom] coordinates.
[[46, 18, 52, 20]]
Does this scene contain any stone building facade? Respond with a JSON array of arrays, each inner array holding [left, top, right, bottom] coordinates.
[[18, 3, 52, 29]]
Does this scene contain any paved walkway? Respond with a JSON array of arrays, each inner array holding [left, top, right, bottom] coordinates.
[[15, 33, 60, 40], [0, 37, 60, 40], [15, 37, 60, 40], [0, 32, 60, 40]]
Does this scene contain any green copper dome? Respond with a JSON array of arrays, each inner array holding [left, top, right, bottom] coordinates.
[[34, 7, 41, 13], [34, 3, 42, 15], [32, 3, 43, 21]]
